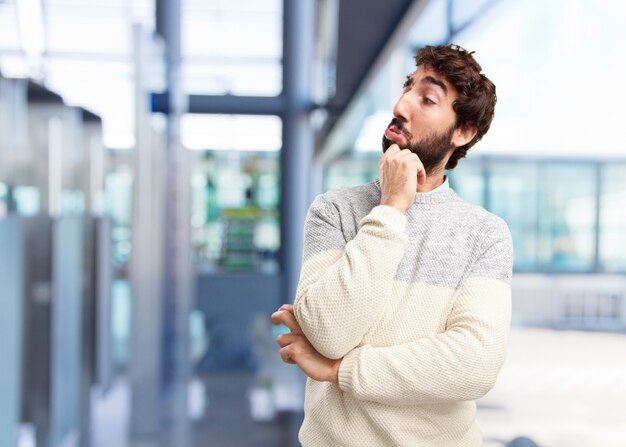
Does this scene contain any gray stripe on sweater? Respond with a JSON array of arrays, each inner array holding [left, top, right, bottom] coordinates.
[[302, 181, 513, 289]]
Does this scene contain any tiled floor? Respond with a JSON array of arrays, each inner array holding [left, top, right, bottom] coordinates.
[[92, 328, 626, 447], [478, 327, 626, 447], [192, 370, 303, 447], [91, 371, 303, 447]]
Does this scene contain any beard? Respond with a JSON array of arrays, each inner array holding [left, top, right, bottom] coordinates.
[[382, 118, 456, 176]]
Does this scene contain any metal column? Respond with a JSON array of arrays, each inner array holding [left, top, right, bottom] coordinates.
[[130, 24, 165, 440], [280, 0, 316, 307], [0, 217, 24, 447], [157, 0, 193, 445]]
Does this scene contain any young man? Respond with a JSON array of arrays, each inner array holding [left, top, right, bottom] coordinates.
[[272, 44, 512, 446]]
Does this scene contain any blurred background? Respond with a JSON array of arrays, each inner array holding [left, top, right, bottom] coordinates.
[[1, 0, 625, 446]]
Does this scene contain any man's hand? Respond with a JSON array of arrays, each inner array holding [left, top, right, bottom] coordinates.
[[379, 144, 425, 213], [271, 304, 342, 384]]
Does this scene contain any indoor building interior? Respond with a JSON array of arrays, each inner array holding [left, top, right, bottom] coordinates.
[[1, 0, 626, 446]]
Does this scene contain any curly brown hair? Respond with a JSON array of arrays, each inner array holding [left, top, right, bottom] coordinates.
[[414, 44, 497, 170]]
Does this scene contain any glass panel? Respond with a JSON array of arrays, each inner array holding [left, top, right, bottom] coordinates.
[[0, 182, 7, 218], [25, 0, 153, 148], [191, 151, 280, 273], [13, 186, 40, 215], [181, 114, 281, 151], [46, 16, 129, 54], [0, 218, 23, 447], [182, 60, 281, 96], [451, 0, 495, 30], [453, 0, 626, 158], [104, 154, 134, 368], [448, 159, 485, 208], [488, 161, 540, 271], [45, 59, 134, 149], [0, 2, 22, 51], [599, 164, 626, 272], [183, 11, 281, 59], [105, 165, 133, 267], [324, 156, 378, 191], [537, 164, 597, 272], [50, 217, 83, 444], [111, 279, 131, 367], [407, 0, 449, 46], [182, 0, 282, 96]]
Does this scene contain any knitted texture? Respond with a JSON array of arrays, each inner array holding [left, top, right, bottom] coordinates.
[[293, 179, 513, 447]]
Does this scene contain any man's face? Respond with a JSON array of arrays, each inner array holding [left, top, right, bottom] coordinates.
[[382, 66, 459, 175]]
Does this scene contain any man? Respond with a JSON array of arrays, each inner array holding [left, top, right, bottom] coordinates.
[[272, 44, 512, 446]]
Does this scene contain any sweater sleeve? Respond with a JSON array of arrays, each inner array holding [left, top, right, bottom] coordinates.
[[337, 218, 513, 405], [293, 194, 408, 360]]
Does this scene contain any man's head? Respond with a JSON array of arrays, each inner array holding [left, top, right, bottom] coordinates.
[[382, 44, 496, 174]]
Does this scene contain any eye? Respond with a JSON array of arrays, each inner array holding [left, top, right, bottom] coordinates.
[[423, 97, 436, 105]]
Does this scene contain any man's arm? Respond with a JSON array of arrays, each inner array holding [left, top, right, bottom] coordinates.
[[293, 145, 424, 360], [272, 305, 342, 383], [337, 221, 513, 405], [293, 195, 408, 360]]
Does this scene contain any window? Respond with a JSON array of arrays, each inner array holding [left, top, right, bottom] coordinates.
[[182, 0, 282, 96], [489, 161, 541, 271], [537, 164, 597, 272], [599, 164, 626, 272], [184, 114, 282, 273]]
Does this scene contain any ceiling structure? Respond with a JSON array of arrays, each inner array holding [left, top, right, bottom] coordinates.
[[0, 0, 429, 152], [318, 0, 419, 151]]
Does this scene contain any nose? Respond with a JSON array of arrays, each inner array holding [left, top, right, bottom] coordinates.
[[392, 92, 409, 125]]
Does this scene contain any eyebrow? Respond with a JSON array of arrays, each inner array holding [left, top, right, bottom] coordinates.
[[421, 75, 448, 95], [403, 75, 414, 89]]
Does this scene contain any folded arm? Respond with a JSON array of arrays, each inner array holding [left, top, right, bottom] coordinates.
[[293, 195, 408, 359], [337, 221, 514, 405]]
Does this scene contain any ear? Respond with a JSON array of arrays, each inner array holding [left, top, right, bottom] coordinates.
[[451, 123, 477, 149]]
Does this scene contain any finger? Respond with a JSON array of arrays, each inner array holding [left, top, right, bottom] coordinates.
[[388, 149, 418, 165], [280, 345, 296, 364], [271, 311, 281, 326], [394, 149, 416, 161], [378, 157, 385, 169], [383, 144, 401, 159], [271, 310, 302, 334], [272, 308, 295, 324], [279, 304, 294, 314], [276, 333, 297, 348], [380, 144, 398, 160]]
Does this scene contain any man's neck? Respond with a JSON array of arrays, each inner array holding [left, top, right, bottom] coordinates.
[[416, 172, 446, 193]]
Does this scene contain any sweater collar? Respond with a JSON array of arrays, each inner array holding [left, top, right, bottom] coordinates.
[[373, 178, 459, 205]]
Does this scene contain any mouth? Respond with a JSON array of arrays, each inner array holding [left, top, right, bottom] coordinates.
[[384, 124, 406, 143]]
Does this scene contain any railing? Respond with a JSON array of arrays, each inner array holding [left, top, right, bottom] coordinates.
[[512, 274, 626, 332]]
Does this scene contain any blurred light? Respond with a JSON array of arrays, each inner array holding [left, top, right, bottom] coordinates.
[[13, 186, 39, 215], [190, 212, 205, 228], [0, 55, 28, 78], [355, 110, 391, 152], [0, 1, 23, 51], [182, 60, 282, 96], [454, 0, 626, 157], [45, 59, 135, 149], [16, 0, 45, 59], [181, 114, 282, 151], [117, 240, 131, 256], [182, 0, 282, 96]]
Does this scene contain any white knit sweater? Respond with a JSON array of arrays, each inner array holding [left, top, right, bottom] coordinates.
[[293, 179, 513, 446]]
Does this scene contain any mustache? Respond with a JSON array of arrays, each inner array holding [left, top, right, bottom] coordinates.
[[387, 118, 411, 140]]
